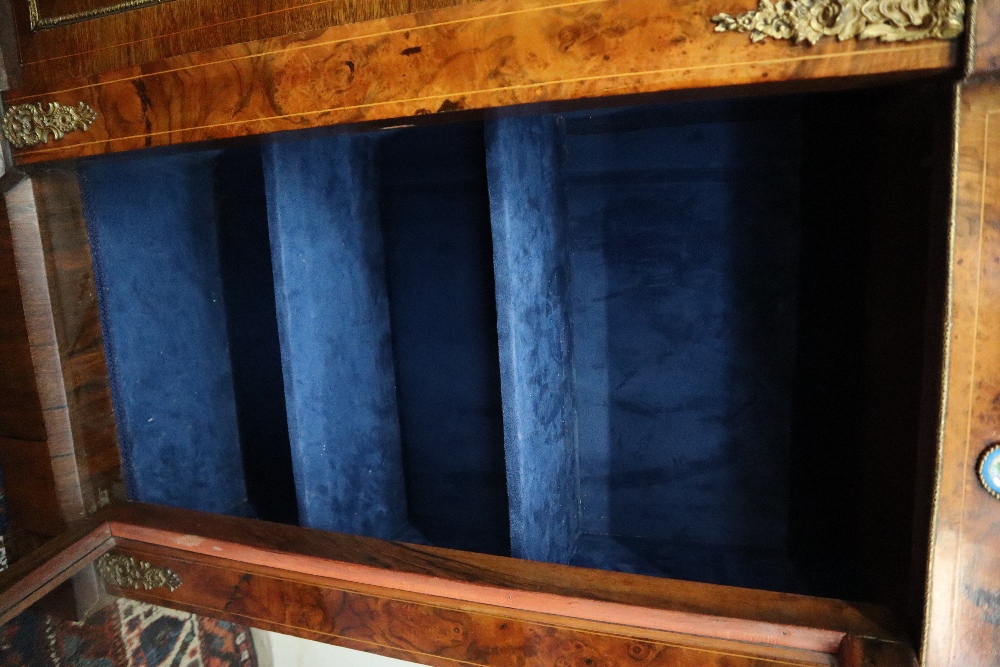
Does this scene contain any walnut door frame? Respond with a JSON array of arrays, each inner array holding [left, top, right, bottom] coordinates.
[[923, 73, 1000, 667]]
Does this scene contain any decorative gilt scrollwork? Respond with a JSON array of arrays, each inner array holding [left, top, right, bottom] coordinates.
[[1, 102, 98, 149], [96, 553, 182, 592], [27, 0, 176, 30], [711, 0, 965, 45]]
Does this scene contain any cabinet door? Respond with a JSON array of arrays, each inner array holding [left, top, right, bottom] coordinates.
[[924, 75, 1000, 667], [0, 506, 923, 667]]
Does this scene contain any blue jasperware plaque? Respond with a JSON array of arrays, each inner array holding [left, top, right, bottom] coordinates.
[[978, 444, 1000, 500]]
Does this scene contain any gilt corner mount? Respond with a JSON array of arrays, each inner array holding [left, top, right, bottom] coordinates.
[[1, 102, 97, 149], [711, 0, 965, 45], [96, 553, 183, 592]]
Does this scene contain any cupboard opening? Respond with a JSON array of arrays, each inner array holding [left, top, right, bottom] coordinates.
[[74, 79, 952, 634]]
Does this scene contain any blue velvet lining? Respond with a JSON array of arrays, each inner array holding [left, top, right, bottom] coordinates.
[[80, 150, 253, 515], [558, 99, 804, 588], [213, 148, 298, 524], [262, 132, 410, 540], [81, 97, 815, 593], [379, 124, 510, 555], [486, 116, 581, 564]]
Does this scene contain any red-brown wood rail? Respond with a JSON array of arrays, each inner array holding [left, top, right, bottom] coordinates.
[[0, 503, 919, 666]]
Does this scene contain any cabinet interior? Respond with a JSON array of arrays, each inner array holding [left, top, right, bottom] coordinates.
[[74, 80, 952, 619]]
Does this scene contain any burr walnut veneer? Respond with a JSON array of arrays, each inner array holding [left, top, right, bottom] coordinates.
[[0, 0, 998, 666]]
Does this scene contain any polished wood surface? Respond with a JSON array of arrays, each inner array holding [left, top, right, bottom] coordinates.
[[0, 520, 111, 627], [972, 0, 1000, 73], [10, 0, 482, 89], [0, 503, 927, 666], [923, 75, 1000, 667], [0, 177, 64, 542], [26, 168, 123, 517], [0, 171, 124, 542], [3, 0, 958, 164], [105, 539, 837, 667], [98, 503, 901, 653]]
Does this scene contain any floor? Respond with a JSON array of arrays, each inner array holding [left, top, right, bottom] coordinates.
[[0, 598, 258, 666]]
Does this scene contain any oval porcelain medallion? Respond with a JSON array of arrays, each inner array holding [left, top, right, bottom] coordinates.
[[978, 444, 1000, 501]]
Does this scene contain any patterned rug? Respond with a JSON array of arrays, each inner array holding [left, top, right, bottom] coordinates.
[[0, 598, 258, 667], [0, 469, 259, 667]]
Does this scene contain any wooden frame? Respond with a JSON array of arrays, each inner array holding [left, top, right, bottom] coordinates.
[[0, 503, 918, 667], [2, 0, 958, 164], [0, 0, 992, 665], [922, 73, 1000, 667]]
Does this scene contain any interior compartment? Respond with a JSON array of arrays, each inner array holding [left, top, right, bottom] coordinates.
[[378, 125, 510, 555], [556, 98, 804, 592], [79, 147, 297, 524], [76, 80, 951, 632]]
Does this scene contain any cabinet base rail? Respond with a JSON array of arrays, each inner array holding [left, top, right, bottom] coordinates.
[[0, 503, 917, 667]]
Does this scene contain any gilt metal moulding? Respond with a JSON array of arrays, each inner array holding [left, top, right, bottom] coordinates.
[[712, 0, 965, 45], [1, 101, 97, 149], [96, 553, 183, 592], [27, 0, 175, 30]]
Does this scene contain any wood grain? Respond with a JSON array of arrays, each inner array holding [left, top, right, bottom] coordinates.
[[0, 178, 65, 541], [28, 168, 124, 517], [1, 171, 124, 534], [10, 0, 483, 88], [105, 540, 836, 667], [3, 0, 958, 164], [922, 76, 1000, 667], [0, 512, 919, 666], [99, 503, 902, 652], [971, 0, 1000, 74], [0, 520, 111, 627]]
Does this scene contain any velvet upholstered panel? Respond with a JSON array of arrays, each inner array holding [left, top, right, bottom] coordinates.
[[80, 151, 256, 516], [557, 100, 805, 590], [80, 96, 821, 594], [263, 133, 411, 540]]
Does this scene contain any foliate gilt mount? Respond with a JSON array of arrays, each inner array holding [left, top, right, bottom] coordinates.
[[96, 553, 183, 592], [1, 102, 98, 149], [711, 0, 965, 45]]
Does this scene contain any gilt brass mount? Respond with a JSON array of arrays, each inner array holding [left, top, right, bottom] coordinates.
[[712, 0, 964, 45], [1, 102, 98, 149], [27, 0, 176, 30], [96, 553, 182, 592]]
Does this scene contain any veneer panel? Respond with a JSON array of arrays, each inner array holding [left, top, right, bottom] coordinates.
[[4, 0, 957, 164], [104, 538, 841, 667], [923, 75, 1000, 667], [101, 502, 901, 646], [11, 0, 483, 90]]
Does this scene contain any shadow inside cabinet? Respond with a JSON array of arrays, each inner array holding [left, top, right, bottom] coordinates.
[[70, 81, 951, 641]]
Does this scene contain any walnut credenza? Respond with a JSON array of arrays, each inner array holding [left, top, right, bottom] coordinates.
[[0, 1, 998, 666]]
